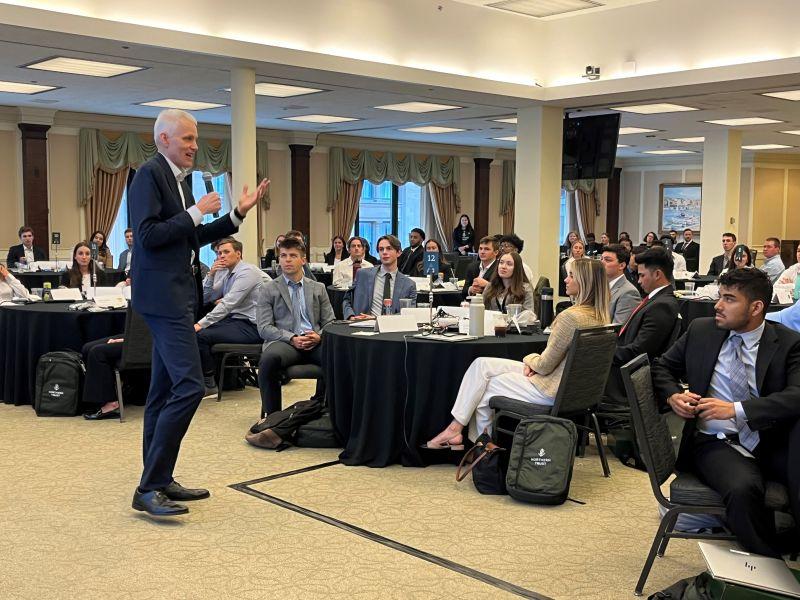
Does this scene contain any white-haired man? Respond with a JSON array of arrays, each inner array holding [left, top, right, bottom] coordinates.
[[129, 109, 269, 517]]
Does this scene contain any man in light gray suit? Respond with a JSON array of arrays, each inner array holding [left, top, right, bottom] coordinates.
[[601, 244, 641, 325], [343, 234, 417, 319], [256, 237, 335, 417]]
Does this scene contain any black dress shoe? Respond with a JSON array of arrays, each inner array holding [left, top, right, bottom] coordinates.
[[83, 408, 120, 420], [132, 489, 188, 516], [162, 480, 210, 501]]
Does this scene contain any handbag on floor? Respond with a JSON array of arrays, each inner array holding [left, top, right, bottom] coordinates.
[[34, 351, 85, 417], [456, 431, 508, 495], [505, 415, 578, 505]]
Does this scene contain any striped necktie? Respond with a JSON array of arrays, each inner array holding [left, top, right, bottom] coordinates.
[[727, 334, 759, 451]]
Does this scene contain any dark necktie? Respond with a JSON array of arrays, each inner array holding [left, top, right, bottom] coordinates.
[[352, 260, 362, 283], [382, 272, 392, 313], [619, 295, 650, 336]]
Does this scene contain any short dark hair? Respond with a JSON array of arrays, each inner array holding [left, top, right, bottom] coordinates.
[[377, 234, 402, 253], [636, 247, 673, 282], [683, 228, 692, 233], [347, 236, 363, 249], [651, 239, 665, 247], [124, 228, 133, 235], [585, 232, 596, 240], [478, 236, 498, 250], [216, 236, 243, 255], [723, 232, 737, 242], [410, 228, 426, 240], [718, 268, 772, 310], [765, 237, 781, 248], [285, 229, 304, 240], [279, 237, 306, 256], [602, 243, 630, 265], [18, 226, 33, 237], [499, 233, 524, 253]]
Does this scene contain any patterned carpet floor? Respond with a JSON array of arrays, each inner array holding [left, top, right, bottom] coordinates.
[[0, 381, 708, 599]]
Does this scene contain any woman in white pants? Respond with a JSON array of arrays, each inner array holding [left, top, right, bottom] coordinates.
[[425, 258, 610, 448]]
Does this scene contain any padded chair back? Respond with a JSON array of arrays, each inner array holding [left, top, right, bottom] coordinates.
[[665, 314, 683, 351], [455, 255, 477, 279], [119, 306, 153, 371], [533, 276, 551, 317], [621, 355, 675, 498], [551, 325, 617, 415]]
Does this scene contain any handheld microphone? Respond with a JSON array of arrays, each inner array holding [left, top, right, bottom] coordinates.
[[202, 172, 219, 218]]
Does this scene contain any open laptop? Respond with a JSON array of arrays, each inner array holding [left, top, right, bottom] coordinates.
[[699, 542, 800, 597]]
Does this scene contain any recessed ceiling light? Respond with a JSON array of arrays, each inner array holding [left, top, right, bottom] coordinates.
[[282, 114, 359, 123], [0, 80, 57, 94], [780, 130, 800, 136], [493, 136, 517, 142], [139, 99, 225, 110], [25, 57, 143, 77], [642, 149, 698, 155], [668, 137, 705, 143], [374, 102, 462, 113], [619, 127, 659, 135], [492, 117, 517, 124], [612, 103, 698, 114], [704, 117, 783, 126], [616, 144, 630, 148], [762, 90, 800, 101], [253, 83, 323, 97], [742, 144, 793, 150], [399, 126, 465, 134]]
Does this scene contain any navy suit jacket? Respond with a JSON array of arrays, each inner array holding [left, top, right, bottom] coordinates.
[[6, 244, 46, 265], [130, 153, 237, 318], [342, 267, 417, 318]]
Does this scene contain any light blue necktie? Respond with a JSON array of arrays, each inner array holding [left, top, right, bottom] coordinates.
[[727, 334, 759, 451], [289, 281, 304, 335]]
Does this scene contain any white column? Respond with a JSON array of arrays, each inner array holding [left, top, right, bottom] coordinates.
[[230, 67, 259, 261], [699, 130, 742, 272], [514, 105, 564, 292]]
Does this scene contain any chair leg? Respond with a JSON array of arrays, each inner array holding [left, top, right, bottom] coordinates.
[[591, 412, 611, 477], [114, 369, 125, 423], [217, 353, 228, 402], [656, 512, 678, 557], [635, 509, 676, 596]]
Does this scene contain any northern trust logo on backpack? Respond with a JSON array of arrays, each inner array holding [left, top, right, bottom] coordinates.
[[531, 447, 552, 467], [49, 383, 64, 398]]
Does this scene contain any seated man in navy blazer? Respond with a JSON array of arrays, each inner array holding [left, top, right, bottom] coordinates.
[[343, 234, 417, 319], [129, 108, 268, 517], [6, 226, 46, 266], [652, 268, 800, 558], [397, 228, 425, 275], [256, 237, 335, 417]]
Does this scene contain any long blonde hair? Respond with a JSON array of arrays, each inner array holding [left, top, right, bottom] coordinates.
[[570, 258, 610, 323]]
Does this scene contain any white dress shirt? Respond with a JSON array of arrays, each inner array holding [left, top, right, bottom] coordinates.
[[370, 266, 398, 316], [332, 257, 373, 288]]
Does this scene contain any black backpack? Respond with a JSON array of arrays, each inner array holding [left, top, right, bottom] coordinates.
[[34, 351, 85, 417], [505, 416, 578, 505], [246, 399, 325, 450], [294, 410, 340, 448]]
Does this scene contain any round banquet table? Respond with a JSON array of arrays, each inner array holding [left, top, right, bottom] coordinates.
[[677, 297, 787, 333], [0, 303, 126, 406], [13, 268, 127, 291], [323, 322, 548, 467], [673, 276, 717, 291], [326, 285, 463, 320]]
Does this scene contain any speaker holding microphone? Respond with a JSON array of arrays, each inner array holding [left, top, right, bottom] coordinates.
[[202, 171, 219, 218]]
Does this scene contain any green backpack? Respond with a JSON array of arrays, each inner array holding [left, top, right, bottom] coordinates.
[[505, 416, 578, 505]]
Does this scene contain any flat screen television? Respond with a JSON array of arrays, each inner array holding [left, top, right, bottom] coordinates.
[[562, 113, 621, 180]]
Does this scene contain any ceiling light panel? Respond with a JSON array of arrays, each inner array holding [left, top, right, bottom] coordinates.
[[399, 126, 465, 134], [612, 103, 698, 114], [742, 144, 793, 150], [374, 102, 462, 113], [704, 117, 783, 126], [781, 130, 800, 136], [492, 117, 518, 124], [642, 149, 698, 155], [616, 144, 630, 148], [283, 114, 359, 123], [488, 0, 603, 19], [140, 99, 225, 110], [493, 136, 517, 141], [25, 57, 144, 77], [618, 127, 659, 135], [253, 83, 323, 97], [669, 137, 705, 143], [762, 90, 800, 101], [0, 80, 57, 94]]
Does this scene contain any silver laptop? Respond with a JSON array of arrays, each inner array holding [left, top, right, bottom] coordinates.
[[699, 542, 800, 597]]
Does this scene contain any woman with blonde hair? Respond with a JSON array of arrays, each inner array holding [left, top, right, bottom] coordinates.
[[425, 258, 610, 448]]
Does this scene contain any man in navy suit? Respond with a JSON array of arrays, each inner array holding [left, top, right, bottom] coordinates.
[[343, 234, 417, 319], [6, 226, 46, 266], [129, 108, 269, 516]]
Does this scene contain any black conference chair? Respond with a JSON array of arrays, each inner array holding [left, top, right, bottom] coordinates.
[[620, 354, 791, 596], [113, 306, 153, 423], [210, 343, 262, 402], [489, 325, 618, 477]]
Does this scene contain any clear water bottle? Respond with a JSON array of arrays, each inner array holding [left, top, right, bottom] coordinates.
[[469, 296, 484, 336], [793, 277, 800, 302]]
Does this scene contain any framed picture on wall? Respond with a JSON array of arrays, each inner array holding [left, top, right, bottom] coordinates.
[[659, 183, 702, 234]]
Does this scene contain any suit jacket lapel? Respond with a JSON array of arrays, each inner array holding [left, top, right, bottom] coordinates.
[[755, 323, 779, 393], [699, 328, 728, 394], [302, 278, 316, 323], [277, 277, 293, 316], [391, 272, 403, 307]]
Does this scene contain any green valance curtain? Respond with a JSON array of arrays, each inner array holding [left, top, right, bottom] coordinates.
[[327, 147, 461, 211]]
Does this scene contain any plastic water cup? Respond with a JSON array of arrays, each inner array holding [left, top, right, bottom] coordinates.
[[399, 298, 413, 309], [685, 282, 695, 293]]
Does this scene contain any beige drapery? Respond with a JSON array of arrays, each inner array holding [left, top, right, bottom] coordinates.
[[501, 160, 515, 233], [86, 167, 130, 241], [332, 180, 364, 239], [428, 183, 460, 250]]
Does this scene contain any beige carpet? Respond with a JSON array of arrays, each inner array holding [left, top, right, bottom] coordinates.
[[0, 381, 708, 599]]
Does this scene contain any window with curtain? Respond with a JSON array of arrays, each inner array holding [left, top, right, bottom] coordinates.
[[559, 188, 570, 243], [190, 172, 232, 267], [352, 181, 423, 252], [107, 187, 130, 262]]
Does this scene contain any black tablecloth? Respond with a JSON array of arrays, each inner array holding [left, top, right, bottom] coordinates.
[[677, 298, 787, 333], [326, 286, 463, 320], [0, 303, 126, 406], [323, 323, 548, 467], [13, 269, 127, 291]]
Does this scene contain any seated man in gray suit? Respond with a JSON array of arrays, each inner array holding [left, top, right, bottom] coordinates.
[[256, 237, 335, 417], [343, 234, 417, 319], [601, 243, 641, 325]]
